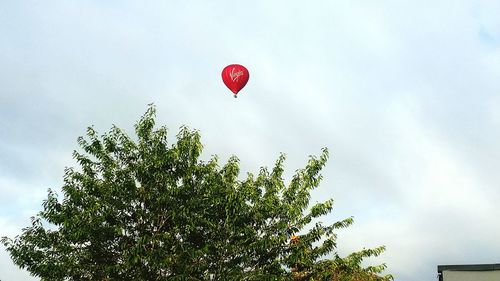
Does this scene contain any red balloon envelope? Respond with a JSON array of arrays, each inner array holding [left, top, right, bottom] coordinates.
[[221, 64, 249, 98]]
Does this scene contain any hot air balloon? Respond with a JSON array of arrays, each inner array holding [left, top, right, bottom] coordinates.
[[221, 64, 249, 98]]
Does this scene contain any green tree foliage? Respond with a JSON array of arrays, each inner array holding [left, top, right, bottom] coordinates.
[[2, 106, 392, 281]]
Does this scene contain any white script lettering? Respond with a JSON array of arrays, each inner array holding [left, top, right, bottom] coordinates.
[[230, 68, 244, 82]]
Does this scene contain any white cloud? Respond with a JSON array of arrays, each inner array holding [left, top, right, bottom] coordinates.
[[1, 1, 500, 280]]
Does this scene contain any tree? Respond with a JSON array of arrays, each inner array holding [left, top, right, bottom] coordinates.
[[2, 106, 392, 281]]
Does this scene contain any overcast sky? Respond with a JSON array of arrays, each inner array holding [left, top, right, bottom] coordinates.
[[1, 1, 500, 280]]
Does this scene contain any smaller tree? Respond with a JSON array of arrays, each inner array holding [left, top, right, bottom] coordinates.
[[2, 105, 392, 280]]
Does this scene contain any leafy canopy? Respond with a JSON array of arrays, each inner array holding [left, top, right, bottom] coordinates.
[[2, 106, 392, 281]]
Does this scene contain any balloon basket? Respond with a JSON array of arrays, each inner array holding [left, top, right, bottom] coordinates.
[[234, 94, 237, 98]]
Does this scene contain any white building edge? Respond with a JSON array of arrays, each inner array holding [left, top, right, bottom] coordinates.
[[437, 263, 500, 281]]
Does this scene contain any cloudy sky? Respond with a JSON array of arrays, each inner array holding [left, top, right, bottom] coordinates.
[[1, 1, 500, 280]]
